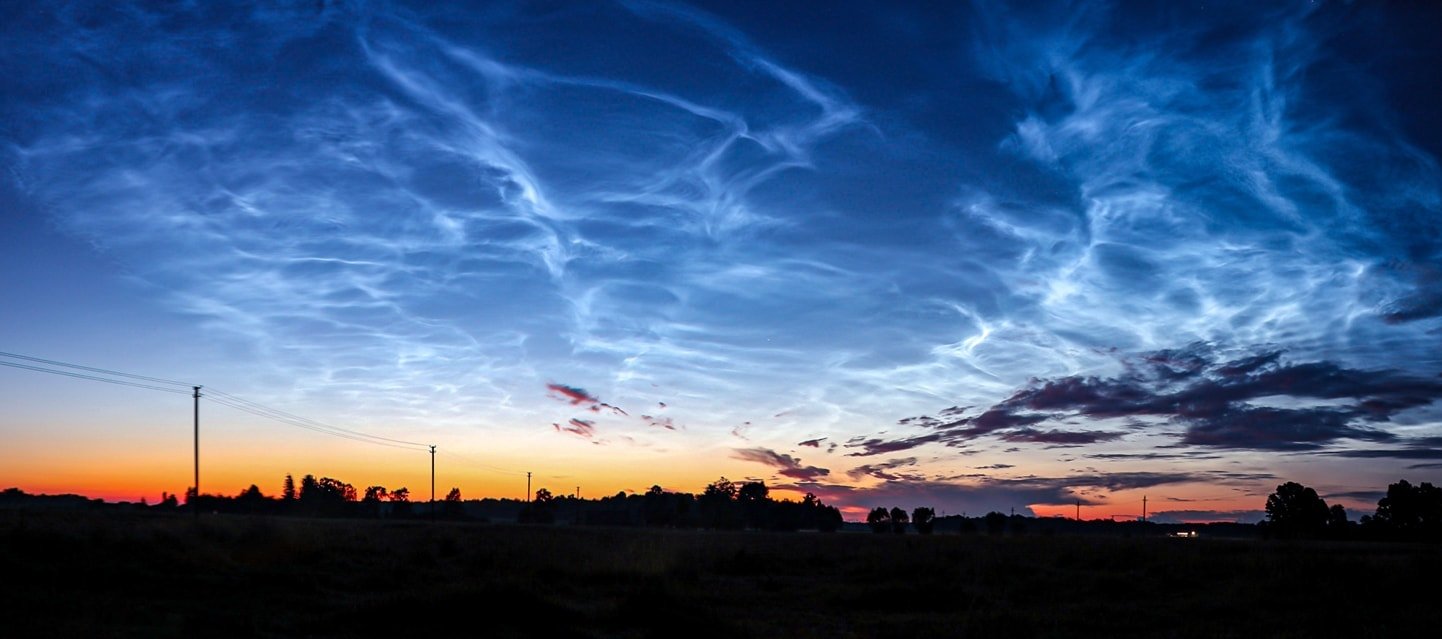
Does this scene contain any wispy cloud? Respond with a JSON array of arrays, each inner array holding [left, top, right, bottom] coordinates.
[[732, 447, 831, 481], [853, 345, 1442, 456], [554, 418, 597, 439], [547, 383, 601, 406], [847, 458, 922, 482]]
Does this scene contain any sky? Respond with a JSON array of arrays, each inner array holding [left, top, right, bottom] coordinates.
[[3, 0, 1441, 522]]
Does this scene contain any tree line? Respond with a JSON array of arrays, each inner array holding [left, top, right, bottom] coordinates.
[[117, 474, 848, 531], [521, 477, 845, 532], [1263, 479, 1442, 541], [163, 473, 467, 519]]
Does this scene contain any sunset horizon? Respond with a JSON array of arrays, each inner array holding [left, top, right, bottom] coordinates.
[[5, 1, 1440, 526]]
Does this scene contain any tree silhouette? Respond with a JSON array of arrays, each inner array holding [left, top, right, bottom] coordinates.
[[700, 477, 741, 529], [440, 487, 464, 518], [867, 507, 891, 533], [889, 507, 909, 534], [281, 474, 296, 501], [1373, 480, 1442, 538], [299, 474, 319, 502], [703, 477, 737, 501], [912, 507, 936, 534], [1265, 481, 1330, 538], [738, 481, 768, 529], [1328, 504, 1349, 531], [363, 486, 389, 503], [984, 511, 1007, 535], [643, 485, 674, 527], [390, 487, 409, 502], [521, 488, 556, 524]]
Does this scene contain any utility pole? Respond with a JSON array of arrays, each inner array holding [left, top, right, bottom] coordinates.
[[1076, 499, 1081, 522], [193, 385, 201, 520], [1142, 495, 1148, 523], [429, 445, 436, 521], [526, 471, 532, 502], [576, 486, 580, 499]]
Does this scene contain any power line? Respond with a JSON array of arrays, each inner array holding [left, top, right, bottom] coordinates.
[[438, 450, 528, 476], [0, 359, 192, 395], [204, 394, 430, 452], [204, 388, 429, 448], [0, 351, 194, 387]]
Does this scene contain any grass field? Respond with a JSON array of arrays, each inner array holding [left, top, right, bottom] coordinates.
[[2, 510, 1438, 638]]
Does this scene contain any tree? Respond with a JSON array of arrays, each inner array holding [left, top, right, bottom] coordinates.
[[643, 485, 674, 527], [299, 475, 319, 502], [867, 507, 891, 533], [890, 507, 910, 534], [984, 511, 1008, 535], [738, 481, 768, 502], [700, 477, 741, 529], [363, 486, 389, 503], [236, 484, 266, 513], [1373, 480, 1442, 537], [317, 477, 356, 502], [1264, 481, 1330, 538], [390, 487, 410, 502], [282, 474, 296, 501], [1328, 504, 1349, 531], [738, 481, 769, 529], [522, 488, 556, 524], [703, 477, 737, 501], [912, 507, 936, 535], [441, 487, 464, 519]]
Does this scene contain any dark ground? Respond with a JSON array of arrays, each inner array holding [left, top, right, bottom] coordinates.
[[1, 510, 1437, 638]]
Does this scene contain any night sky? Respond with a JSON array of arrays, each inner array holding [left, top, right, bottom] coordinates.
[[3, 1, 1441, 521]]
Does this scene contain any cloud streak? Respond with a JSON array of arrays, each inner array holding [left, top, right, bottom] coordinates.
[[856, 344, 1442, 456], [732, 447, 831, 481]]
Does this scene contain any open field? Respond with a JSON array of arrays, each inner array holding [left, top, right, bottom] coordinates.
[[2, 511, 1438, 638]]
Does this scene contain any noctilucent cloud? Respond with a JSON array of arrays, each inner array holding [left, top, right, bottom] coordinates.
[[3, 1, 1440, 520]]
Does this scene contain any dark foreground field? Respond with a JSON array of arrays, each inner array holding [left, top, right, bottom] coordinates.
[[2, 511, 1438, 638]]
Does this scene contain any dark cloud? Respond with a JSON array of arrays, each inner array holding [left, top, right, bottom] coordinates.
[[553, 418, 596, 439], [640, 415, 675, 430], [1180, 406, 1392, 451], [998, 428, 1126, 445], [546, 383, 630, 417], [595, 402, 628, 416], [732, 447, 831, 481], [1325, 448, 1442, 460], [844, 432, 946, 457], [975, 463, 1014, 470], [1322, 490, 1385, 503], [856, 345, 1442, 456], [798, 437, 827, 448], [1322, 435, 1442, 459], [546, 383, 599, 406], [847, 457, 921, 481], [1086, 452, 1223, 461]]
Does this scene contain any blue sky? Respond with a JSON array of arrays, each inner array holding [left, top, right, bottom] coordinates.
[[3, 1, 1440, 519]]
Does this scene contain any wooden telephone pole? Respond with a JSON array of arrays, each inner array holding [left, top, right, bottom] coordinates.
[[193, 386, 201, 520]]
